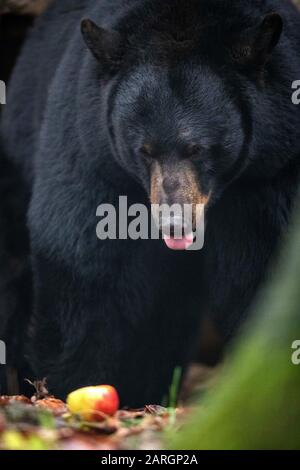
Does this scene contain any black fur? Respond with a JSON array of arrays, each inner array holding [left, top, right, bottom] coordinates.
[[1, 0, 300, 405]]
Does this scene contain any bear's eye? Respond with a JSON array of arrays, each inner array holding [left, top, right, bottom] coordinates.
[[139, 144, 153, 161], [186, 144, 203, 161]]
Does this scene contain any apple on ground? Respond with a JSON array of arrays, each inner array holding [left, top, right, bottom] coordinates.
[[67, 385, 119, 421]]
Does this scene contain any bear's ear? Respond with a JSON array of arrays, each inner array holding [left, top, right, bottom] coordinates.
[[230, 13, 283, 68], [81, 19, 125, 75]]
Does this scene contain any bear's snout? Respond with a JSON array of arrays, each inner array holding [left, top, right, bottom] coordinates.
[[150, 160, 210, 232]]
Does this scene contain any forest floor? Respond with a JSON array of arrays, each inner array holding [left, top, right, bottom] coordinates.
[[0, 365, 218, 450]]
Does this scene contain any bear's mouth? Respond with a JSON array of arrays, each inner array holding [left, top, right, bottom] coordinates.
[[163, 233, 194, 251], [159, 215, 196, 250]]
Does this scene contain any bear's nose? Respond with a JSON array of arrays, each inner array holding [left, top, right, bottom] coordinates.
[[162, 177, 180, 194]]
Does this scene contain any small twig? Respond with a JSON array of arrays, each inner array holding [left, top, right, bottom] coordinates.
[[25, 377, 50, 401]]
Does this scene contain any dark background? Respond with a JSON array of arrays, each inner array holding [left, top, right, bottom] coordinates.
[[0, 14, 33, 84], [0, 0, 50, 84]]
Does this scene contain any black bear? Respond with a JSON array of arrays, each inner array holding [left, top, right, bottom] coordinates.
[[1, 0, 300, 405]]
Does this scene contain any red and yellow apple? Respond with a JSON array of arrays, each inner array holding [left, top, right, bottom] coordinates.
[[67, 385, 119, 421]]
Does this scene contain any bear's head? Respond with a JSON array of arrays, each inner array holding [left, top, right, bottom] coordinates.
[[81, 0, 284, 248]]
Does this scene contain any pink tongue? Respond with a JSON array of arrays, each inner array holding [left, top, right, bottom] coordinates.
[[163, 233, 194, 251]]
